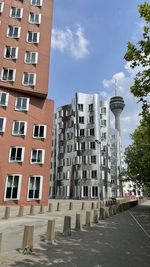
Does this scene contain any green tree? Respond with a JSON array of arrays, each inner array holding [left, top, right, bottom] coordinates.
[[123, 116, 150, 192], [124, 2, 150, 116]]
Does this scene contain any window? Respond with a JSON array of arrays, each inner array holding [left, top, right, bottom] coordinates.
[[82, 186, 88, 197], [0, 2, 4, 13], [12, 121, 27, 136], [82, 156, 87, 164], [92, 170, 97, 179], [10, 7, 23, 19], [29, 12, 41, 24], [0, 92, 9, 107], [7, 25, 21, 38], [15, 97, 29, 111], [101, 132, 106, 139], [22, 73, 36, 86], [33, 124, 46, 139], [89, 104, 93, 112], [78, 104, 83, 111], [91, 155, 96, 164], [31, 0, 43, 7], [89, 128, 95, 136], [28, 176, 43, 200], [90, 142, 95, 149], [67, 145, 72, 153], [66, 158, 71, 166], [82, 170, 87, 179], [89, 116, 94, 123], [92, 186, 98, 197], [80, 129, 85, 136], [24, 51, 38, 64], [31, 149, 45, 164], [101, 120, 106, 127], [4, 46, 18, 59], [9, 147, 25, 162], [67, 132, 73, 140], [27, 31, 40, 43], [0, 117, 6, 133], [4, 175, 22, 200], [1, 68, 16, 82], [79, 116, 84, 124], [101, 107, 106, 114], [81, 142, 85, 150]]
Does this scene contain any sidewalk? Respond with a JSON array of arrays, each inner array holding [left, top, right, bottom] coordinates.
[[0, 200, 150, 267]]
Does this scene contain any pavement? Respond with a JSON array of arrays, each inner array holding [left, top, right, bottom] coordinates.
[[0, 199, 150, 267]]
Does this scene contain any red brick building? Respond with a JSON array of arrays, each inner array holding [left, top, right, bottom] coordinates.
[[0, 0, 54, 205]]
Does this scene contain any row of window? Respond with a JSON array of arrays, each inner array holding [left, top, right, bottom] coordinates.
[[8, 147, 45, 164], [4, 46, 38, 65], [4, 174, 43, 201], [57, 170, 97, 180], [57, 106, 107, 118], [57, 155, 97, 167], [0, 92, 29, 111], [0, 118, 46, 138], [6, 26, 40, 43], [0, 0, 43, 14], [0, 68, 36, 85], [57, 186, 98, 198]]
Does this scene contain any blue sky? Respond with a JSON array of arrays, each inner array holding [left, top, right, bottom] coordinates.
[[48, 0, 145, 147]]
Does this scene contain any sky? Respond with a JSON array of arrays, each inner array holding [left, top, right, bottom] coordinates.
[[48, 0, 146, 148]]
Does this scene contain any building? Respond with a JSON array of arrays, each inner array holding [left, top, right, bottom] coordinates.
[[0, 0, 54, 205], [50, 92, 112, 200]]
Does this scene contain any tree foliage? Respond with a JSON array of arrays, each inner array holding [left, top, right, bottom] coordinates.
[[124, 2, 150, 116], [124, 116, 150, 188]]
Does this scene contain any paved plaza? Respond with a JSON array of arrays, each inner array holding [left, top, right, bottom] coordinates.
[[0, 199, 150, 267]]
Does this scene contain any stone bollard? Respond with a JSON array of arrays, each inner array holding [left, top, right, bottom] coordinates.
[[86, 211, 92, 226], [39, 205, 44, 214], [29, 205, 35, 215], [113, 205, 117, 215], [105, 207, 109, 218], [91, 202, 95, 210], [63, 216, 71, 235], [99, 208, 105, 220], [96, 202, 100, 209], [75, 214, 82, 231], [109, 206, 113, 216], [3, 207, 10, 219], [57, 202, 61, 211], [69, 202, 73, 210], [93, 210, 99, 223], [0, 233, 2, 253], [18, 206, 24, 217], [22, 225, 34, 251], [46, 220, 55, 242], [81, 202, 85, 210], [48, 203, 53, 212]]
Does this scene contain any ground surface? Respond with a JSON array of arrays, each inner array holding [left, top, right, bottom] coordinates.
[[0, 200, 150, 267]]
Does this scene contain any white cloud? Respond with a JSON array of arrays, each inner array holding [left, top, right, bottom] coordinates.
[[51, 25, 89, 60]]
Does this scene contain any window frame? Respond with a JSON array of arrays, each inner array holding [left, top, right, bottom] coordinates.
[[12, 120, 27, 136], [0, 117, 7, 133], [1, 68, 16, 82], [27, 175, 43, 200], [4, 45, 19, 60], [30, 149, 45, 164], [30, 0, 43, 7], [10, 6, 23, 19], [22, 72, 36, 86], [9, 146, 25, 163], [15, 97, 30, 112], [0, 92, 9, 107], [4, 174, 22, 201], [7, 25, 21, 39]]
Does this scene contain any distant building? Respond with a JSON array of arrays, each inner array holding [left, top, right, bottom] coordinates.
[[0, 0, 54, 205], [50, 92, 112, 200]]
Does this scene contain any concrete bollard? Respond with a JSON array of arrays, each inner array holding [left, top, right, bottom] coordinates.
[[0, 233, 2, 253], [29, 205, 35, 215], [63, 216, 71, 235], [46, 220, 55, 242], [69, 202, 73, 210], [109, 206, 113, 216], [96, 202, 100, 209], [39, 205, 44, 214], [91, 202, 95, 210], [81, 202, 85, 210], [105, 207, 109, 218], [57, 202, 61, 211], [93, 210, 99, 223], [86, 211, 92, 226], [3, 207, 10, 219], [113, 205, 117, 215], [18, 206, 24, 217], [22, 225, 34, 251], [48, 203, 53, 212], [75, 214, 82, 231], [99, 208, 105, 220]]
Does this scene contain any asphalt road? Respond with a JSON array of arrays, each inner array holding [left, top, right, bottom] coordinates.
[[0, 201, 150, 267]]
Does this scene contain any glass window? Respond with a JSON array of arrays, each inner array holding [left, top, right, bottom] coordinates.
[[24, 51, 38, 64], [15, 97, 29, 111], [10, 7, 23, 19], [31, 0, 43, 7], [92, 186, 98, 197], [0, 92, 9, 107], [27, 31, 40, 43], [31, 149, 45, 164], [22, 73, 36, 86], [5, 175, 21, 200], [33, 124, 46, 139], [12, 121, 27, 136], [0, 117, 6, 132], [0, 2, 4, 13], [1, 68, 16, 82], [4, 46, 18, 59], [29, 12, 41, 24], [7, 25, 21, 38], [28, 176, 42, 199], [9, 147, 24, 162]]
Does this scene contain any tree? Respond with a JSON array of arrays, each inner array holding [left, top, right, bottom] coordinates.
[[123, 117, 150, 194], [124, 2, 150, 116]]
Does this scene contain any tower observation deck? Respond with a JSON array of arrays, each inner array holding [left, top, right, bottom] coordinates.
[[110, 88, 125, 135]]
